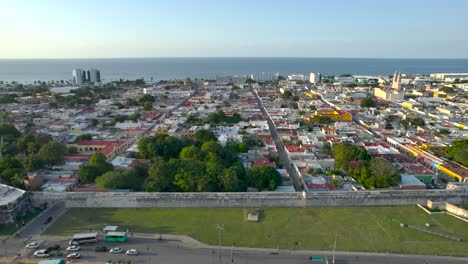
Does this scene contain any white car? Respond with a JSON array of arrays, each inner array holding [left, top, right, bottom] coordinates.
[[109, 247, 123, 253], [26, 241, 40, 249], [33, 249, 50, 257], [126, 249, 139, 255], [66, 245, 80, 251]]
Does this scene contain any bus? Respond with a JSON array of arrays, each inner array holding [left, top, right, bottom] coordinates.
[[104, 231, 128, 242], [69, 232, 98, 245]]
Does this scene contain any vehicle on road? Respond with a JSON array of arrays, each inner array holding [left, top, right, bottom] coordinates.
[[38, 259, 66, 264], [126, 249, 138, 255], [26, 241, 40, 249], [66, 245, 80, 251], [66, 252, 81, 259], [47, 244, 61, 251], [95, 246, 108, 252], [33, 249, 50, 257], [110, 247, 123, 253], [69, 232, 98, 245], [43, 216, 53, 224], [104, 231, 127, 242]]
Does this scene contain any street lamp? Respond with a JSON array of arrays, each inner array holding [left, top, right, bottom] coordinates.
[[216, 224, 224, 264]]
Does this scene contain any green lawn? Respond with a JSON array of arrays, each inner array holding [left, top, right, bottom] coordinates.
[[44, 206, 468, 256], [0, 208, 43, 235]]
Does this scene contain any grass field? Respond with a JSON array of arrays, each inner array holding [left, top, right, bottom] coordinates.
[[44, 206, 468, 256]]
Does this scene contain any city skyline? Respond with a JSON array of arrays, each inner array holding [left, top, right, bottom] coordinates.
[[1, 0, 467, 59]]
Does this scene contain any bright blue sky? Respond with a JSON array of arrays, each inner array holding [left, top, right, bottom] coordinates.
[[1, 0, 467, 58]]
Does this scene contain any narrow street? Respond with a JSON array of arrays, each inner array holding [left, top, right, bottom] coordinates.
[[252, 87, 303, 191]]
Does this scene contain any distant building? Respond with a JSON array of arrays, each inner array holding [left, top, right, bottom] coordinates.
[[374, 87, 404, 101], [309, 72, 322, 84], [430, 73, 468, 82], [72, 69, 85, 85], [72, 69, 101, 85], [392, 71, 402, 90], [250, 73, 279, 82], [89, 69, 101, 83], [287, 74, 307, 81]]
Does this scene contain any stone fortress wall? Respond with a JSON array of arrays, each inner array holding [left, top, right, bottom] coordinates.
[[30, 189, 468, 208]]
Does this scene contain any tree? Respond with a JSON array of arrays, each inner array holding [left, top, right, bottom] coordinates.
[[139, 94, 155, 103], [179, 146, 205, 161], [0, 168, 23, 187], [23, 155, 44, 172], [95, 171, 126, 189], [446, 139, 468, 167], [128, 112, 141, 121], [143, 101, 153, 111], [368, 158, 400, 188], [194, 130, 217, 145], [201, 141, 224, 157], [146, 160, 176, 192], [174, 160, 207, 192], [360, 97, 376, 108], [246, 166, 282, 191], [438, 129, 451, 136], [78, 165, 101, 183], [38, 142, 66, 165], [75, 134, 93, 142], [89, 153, 114, 174], [90, 119, 99, 126], [340, 73, 353, 77], [332, 142, 369, 170]]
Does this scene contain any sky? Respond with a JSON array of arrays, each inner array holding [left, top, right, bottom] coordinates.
[[0, 0, 467, 59]]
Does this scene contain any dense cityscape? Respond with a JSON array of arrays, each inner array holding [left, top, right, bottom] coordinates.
[[0, 69, 467, 263]]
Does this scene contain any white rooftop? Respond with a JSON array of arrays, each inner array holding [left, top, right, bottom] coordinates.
[[0, 184, 25, 206]]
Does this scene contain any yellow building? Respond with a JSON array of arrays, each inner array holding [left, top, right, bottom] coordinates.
[[307, 109, 352, 122]]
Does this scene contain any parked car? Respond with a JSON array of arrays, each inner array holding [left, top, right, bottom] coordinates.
[[26, 242, 40, 249], [66, 245, 80, 251], [47, 244, 61, 251], [126, 249, 138, 255], [109, 247, 123, 253], [67, 252, 81, 259], [33, 249, 50, 257], [95, 246, 108, 252]]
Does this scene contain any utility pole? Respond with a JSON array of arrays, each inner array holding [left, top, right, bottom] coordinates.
[[216, 224, 224, 264], [332, 237, 336, 264]]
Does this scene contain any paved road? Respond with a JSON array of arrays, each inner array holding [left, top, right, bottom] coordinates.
[[18, 202, 66, 237], [9, 237, 468, 264], [252, 88, 302, 191]]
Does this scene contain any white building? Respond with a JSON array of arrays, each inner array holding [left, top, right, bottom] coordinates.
[[72, 69, 101, 85], [287, 74, 307, 81], [309, 72, 322, 84], [250, 73, 279, 82], [72, 69, 84, 85], [430, 73, 468, 82]]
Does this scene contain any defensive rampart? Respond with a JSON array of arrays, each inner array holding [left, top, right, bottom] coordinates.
[[30, 189, 468, 208]]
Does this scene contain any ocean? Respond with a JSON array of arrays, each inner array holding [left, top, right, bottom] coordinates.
[[1, 58, 468, 83]]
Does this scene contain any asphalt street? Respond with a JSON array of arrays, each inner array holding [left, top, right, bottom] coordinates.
[[4, 236, 467, 264], [253, 88, 303, 191]]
